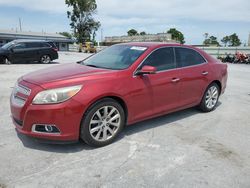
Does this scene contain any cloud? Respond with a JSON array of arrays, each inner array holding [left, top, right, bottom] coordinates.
[[0, 0, 67, 13], [0, 0, 249, 43], [0, 0, 249, 22]]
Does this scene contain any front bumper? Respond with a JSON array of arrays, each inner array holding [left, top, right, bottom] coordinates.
[[10, 80, 86, 142]]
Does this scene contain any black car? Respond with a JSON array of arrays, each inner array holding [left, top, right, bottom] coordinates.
[[0, 40, 58, 64]]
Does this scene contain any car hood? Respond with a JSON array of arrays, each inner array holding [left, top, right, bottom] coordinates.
[[22, 63, 116, 86], [0, 48, 8, 53]]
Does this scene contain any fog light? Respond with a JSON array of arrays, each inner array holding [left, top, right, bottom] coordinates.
[[45, 125, 53, 132], [32, 124, 60, 134]]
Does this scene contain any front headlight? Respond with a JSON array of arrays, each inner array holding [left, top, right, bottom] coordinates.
[[33, 85, 82, 104]]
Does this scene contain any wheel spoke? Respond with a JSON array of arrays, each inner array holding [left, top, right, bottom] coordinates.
[[106, 126, 114, 135], [212, 90, 218, 97], [90, 126, 101, 134], [90, 120, 101, 125], [95, 129, 102, 140], [109, 122, 120, 127], [103, 128, 107, 140], [103, 106, 108, 118], [96, 110, 102, 120], [107, 108, 116, 118], [109, 114, 120, 122]]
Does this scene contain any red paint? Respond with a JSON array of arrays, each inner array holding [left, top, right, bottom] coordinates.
[[10, 43, 228, 142]]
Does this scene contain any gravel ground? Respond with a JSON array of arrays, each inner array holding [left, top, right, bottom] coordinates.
[[0, 52, 249, 188]]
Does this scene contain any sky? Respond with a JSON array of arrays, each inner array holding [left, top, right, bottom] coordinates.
[[0, 0, 249, 45]]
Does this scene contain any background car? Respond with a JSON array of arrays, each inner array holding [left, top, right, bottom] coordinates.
[[10, 43, 228, 147], [0, 40, 58, 64]]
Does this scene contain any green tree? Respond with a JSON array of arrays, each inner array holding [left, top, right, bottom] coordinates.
[[167, 28, 185, 44], [65, 0, 101, 43], [59, 32, 73, 39], [140, 31, 146, 35], [228, 33, 241, 46], [203, 35, 220, 46], [221, 36, 230, 46], [127, 29, 138, 36]]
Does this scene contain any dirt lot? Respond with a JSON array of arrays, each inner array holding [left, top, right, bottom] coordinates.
[[0, 52, 250, 188]]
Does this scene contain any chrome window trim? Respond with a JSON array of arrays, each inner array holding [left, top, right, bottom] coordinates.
[[133, 46, 208, 77]]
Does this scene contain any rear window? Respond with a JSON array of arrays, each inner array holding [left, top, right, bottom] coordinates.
[[41, 42, 51, 47], [47, 42, 57, 48], [175, 47, 206, 67]]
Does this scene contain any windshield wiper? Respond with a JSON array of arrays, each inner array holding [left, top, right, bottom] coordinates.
[[85, 64, 100, 68]]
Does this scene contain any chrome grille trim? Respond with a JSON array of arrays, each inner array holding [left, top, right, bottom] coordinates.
[[11, 83, 31, 107], [16, 84, 31, 96]]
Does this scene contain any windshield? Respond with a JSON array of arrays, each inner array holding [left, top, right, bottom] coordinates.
[[82, 45, 148, 70], [1, 41, 16, 49]]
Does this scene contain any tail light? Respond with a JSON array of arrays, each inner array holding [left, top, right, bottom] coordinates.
[[52, 48, 58, 52]]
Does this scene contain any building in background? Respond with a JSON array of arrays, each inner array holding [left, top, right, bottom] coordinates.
[[104, 33, 176, 45], [0, 29, 74, 51]]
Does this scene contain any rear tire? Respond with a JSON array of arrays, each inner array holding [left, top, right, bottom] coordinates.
[[80, 98, 125, 147], [199, 83, 220, 112], [40, 55, 51, 64]]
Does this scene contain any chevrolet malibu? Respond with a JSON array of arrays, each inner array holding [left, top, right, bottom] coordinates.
[[10, 43, 228, 147]]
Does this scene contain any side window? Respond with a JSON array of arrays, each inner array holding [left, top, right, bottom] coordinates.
[[26, 42, 40, 48], [175, 48, 206, 67], [13, 43, 26, 50], [41, 42, 50, 47], [142, 47, 175, 71]]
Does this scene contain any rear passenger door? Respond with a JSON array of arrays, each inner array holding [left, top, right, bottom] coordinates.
[[26, 42, 41, 62], [175, 47, 210, 106]]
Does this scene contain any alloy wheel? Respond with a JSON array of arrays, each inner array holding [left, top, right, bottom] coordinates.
[[41, 55, 51, 64], [205, 86, 219, 109], [89, 106, 121, 142]]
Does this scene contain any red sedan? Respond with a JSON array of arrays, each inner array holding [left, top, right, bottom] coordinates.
[[10, 43, 228, 147]]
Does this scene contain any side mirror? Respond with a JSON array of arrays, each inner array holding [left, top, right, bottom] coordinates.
[[136, 65, 157, 75], [9, 48, 14, 53]]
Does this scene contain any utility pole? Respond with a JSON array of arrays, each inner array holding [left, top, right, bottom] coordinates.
[[19, 18, 22, 31], [101, 28, 103, 42]]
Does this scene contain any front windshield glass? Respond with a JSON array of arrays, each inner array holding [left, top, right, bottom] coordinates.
[[1, 41, 16, 49], [82, 45, 148, 70]]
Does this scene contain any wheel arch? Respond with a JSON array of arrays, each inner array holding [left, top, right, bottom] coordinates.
[[79, 95, 129, 137], [209, 80, 222, 94]]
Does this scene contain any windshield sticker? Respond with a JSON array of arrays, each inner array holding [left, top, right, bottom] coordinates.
[[130, 46, 147, 51]]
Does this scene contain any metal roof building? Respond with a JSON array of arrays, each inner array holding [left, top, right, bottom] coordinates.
[[0, 29, 74, 51]]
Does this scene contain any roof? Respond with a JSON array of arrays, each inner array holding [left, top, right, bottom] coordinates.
[[6, 39, 55, 43], [116, 42, 184, 48], [0, 29, 74, 43]]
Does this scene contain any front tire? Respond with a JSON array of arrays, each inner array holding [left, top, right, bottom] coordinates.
[[199, 83, 220, 112], [80, 98, 125, 147], [1, 57, 11, 64], [40, 55, 51, 64]]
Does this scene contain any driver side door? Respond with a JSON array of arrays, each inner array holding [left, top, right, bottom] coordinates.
[[135, 47, 181, 116], [10, 43, 29, 63]]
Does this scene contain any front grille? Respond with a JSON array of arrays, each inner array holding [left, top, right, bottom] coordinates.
[[16, 84, 31, 96], [13, 117, 23, 126], [11, 83, 31, 107]]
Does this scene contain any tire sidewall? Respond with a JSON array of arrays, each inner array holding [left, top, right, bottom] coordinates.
[[80, 98, 125, 147]]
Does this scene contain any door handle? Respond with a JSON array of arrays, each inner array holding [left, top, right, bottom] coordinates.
[[202, 71, 209, 75], [172, 78, 180, 83]]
